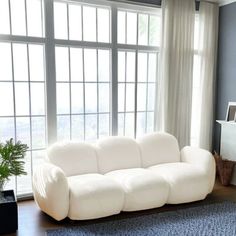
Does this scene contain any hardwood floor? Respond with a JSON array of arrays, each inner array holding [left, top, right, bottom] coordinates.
[[6, 180, 236, 236]]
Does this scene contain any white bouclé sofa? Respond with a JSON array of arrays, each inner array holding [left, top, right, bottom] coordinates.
[[33, 132, 215, 221]]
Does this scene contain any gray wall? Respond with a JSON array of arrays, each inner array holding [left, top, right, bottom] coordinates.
[[214, 2, 236, 152]]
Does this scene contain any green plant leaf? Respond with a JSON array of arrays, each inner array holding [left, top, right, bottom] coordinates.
[[0, 138, 28, 189]]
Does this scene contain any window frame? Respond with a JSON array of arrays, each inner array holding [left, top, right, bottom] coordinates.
[[0, 0, 161, 198], [0, 0, 47, 198], [50, 0, 161, 141]]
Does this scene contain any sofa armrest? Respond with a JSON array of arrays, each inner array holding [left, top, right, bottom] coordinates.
[[33, 163, 69, 221], [180, 146, 216, 193]]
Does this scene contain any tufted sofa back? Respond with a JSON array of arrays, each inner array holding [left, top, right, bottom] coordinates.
[[47, 133, 180, 176], [138, 132, 180, 167], [96, 136, 142, 174], [47, 142, 98, 176]]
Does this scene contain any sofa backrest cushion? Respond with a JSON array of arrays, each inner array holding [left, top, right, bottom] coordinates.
[[47, 142, 98, 176], [138, 132, 180, 167], [96, 137, 142, 174]]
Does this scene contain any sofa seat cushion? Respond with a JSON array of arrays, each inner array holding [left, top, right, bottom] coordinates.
[[148, 163, 209, 204], [105, 168, 169, 211], [67, 174, 124, 220]]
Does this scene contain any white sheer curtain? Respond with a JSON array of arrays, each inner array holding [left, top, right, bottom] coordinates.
[[197, 2, 219, 150], [156, 0, 195, 148]]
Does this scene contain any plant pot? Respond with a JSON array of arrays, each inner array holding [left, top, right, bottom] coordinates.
[[0, 190, 18, 235]]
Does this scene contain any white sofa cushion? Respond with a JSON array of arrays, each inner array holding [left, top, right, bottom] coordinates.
[[67, 174, 124, 220], [96, 137, 142, 174], [148, 163, 209, 204], [138, 133, 180, 167], [105, 168, 169, 211], [47, 142, 98, 176]]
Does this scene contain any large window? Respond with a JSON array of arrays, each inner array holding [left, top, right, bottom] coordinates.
[[54, 1, 111, 142], [191, 14, 200, 147], [117, 8, 160, 138], [0, 0, 46, 197], [0, 0, 161, 197]]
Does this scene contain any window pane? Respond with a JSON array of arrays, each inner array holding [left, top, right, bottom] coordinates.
[[0, 43, 12, 81], [70, 48, 83, 82], [118, 51, 126, 82], [148, 53, 157, 82], [118, 113, 124, 136], [32, 150, 45, 169], [15, 82, 30, 116], [193, 55, 201, 88], [71, 83, 84, 114], [137, 112, 146, 137], [98, 50, 110, 82], [69, 4, 82, 41], [85, 83, 97, 113], [71, 115, 84, 140], [126, 83, 135, 112], [191, 54, 201, 145], [30, 83, 45, 115], [32, 117, 46, 149], [0, 0, 10, 34], [55, 47, 69, 82], [99, 114, 109, 137], [149, 15, 161, 46], [137, 83, 146, 111], [194, 15, 200, 51], [0, 83, 14, 116], [138, 14, 148, 46], [147, 83, 155, 111], [83, 6, 96, 42], [4, 177, 15, 192], [85, 114, 97, 141], [10, 0, 26, 35], [26, 0, 43, 37], [127, 12, 137, 45], [126, 52, 135, 82], [17, 152, 32, 195], [118, 83, 125, 112], [97, 8, 110, 43], [57, 83, 70, 114], [29, 44, 45, 81], [138, 52, 147, 82], [125, 112, 134, 137], [147, 112, 154, 132], [99, 83, 109, 113], [57, 115, 70, 141], [16, 117, 31, 148], [84, 49, 97, 82], [13, 44, 28, 81], [118, 11, 126, 44], [54, 2, 68, 39], [0, 118, 15, 142]]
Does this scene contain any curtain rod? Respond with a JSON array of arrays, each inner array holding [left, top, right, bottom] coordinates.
[[107, 0, 161, 7], [107, 0, 218, 7], [196, 0, 219, 5]]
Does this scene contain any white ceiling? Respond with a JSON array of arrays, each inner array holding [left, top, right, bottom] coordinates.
[[200, 0, 236, 6], [217, 0, 236, 6]]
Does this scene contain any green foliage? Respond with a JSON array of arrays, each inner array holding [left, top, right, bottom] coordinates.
[[0, 138, 28, 191]]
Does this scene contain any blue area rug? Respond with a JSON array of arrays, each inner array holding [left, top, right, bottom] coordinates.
[[47, 202, 236, 236]]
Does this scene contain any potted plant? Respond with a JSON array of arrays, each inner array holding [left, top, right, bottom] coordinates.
[[0, 138, 28, 235]]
